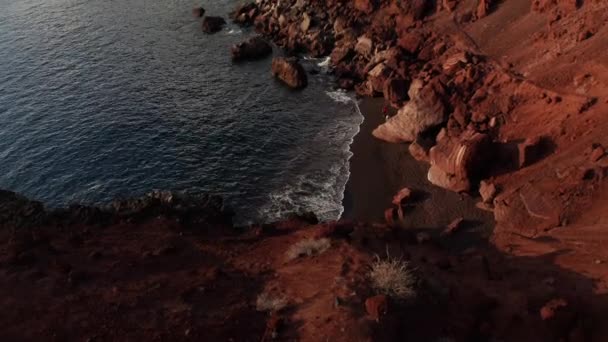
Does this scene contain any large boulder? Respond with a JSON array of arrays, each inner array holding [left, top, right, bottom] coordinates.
[[271, 57, 308, 89], [231, 36, 272, 61], [202, 16, 226, 34], [372, 79, 446, 143], [427, 130, 493, 193]]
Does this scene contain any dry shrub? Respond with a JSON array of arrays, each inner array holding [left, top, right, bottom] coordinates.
[[256, 292, 288, 312], [369, 254, 416, 299], [286, 238, 331, 260]]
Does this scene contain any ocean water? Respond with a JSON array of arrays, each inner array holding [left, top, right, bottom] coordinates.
[[0, 0, 362, 224]]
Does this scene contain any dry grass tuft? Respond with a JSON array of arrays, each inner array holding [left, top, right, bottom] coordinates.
[[286, 238, 331, 260], [369, 254, 416, 299], [256, 292, 288, 312]]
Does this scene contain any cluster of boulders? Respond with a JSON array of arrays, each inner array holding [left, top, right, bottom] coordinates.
[[224, 1, 518, 194]]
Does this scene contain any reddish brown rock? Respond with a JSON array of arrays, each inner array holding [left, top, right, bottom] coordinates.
[[330, 44, 354, 64], [443, 0, 458, 12], [392, 188, 413, 206], [518, 136, 547, 168], [590, 144, 605, 162], [476, 0, 492, 19], [231, 2, 258, 26], [479, 180, 497, 204], [427, 131, 493, 192], [271, 57, 308, 89], [540, 298, 568, 320], [383, 78, 410, 107], [442, 217, 464, 236], [365, 295, 388, 322], [373, 79, 446, 143], [398, 33, 423, 55], [409, 141, 430, 162], [368, 63, 392, 94], [202, 16, 226, 34], [231, 36, 272, 61], [192, 7, 205, 18], [355, 0, 376, 14], [384, 207, 397, 227]]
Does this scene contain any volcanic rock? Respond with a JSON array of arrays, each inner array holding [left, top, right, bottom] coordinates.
[[427, 130, 493, 192], [479, 180, 497, 203], [372, 79, 447, 143], [383, 78, 410, 106], [365, 295, 388, 322], [271, 57, 308, 89], [476, 0, 492, 18], [518, 136, 548, 168], [192, 7, 205, 18], [231, 2, 258, 26], [202, 16, 226, 33], [392, 188, 413, 206], [231, 36, 272, 61], [442, 217, 465, 236], [355, 0, 376, 14]]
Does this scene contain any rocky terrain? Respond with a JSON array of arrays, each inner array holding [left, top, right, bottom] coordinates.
[[2, 0, 608, 341]]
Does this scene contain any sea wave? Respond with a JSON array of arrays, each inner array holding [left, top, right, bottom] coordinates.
[[325, 89, 353, 104]]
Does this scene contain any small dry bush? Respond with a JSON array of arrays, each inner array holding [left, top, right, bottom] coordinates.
[[256, 292, 288, 312], [369, 254, 416, 299], [286, 238, 331, 260]]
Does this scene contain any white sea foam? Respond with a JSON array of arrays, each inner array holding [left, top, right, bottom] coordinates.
[[325, 89, 353, 105], [317, 56, 331, 68], [254, 96, 364, 224]]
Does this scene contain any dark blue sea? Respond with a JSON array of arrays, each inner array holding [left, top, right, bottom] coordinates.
[[0, 0, 362, 224]]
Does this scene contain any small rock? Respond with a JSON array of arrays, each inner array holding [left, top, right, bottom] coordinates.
[[442, 217, 465, 236], [392, 187, 413, 206], [518, 136, 548, 168], [384, 207, 397, 227], [540, 298, 568, 320], [192, 7, 205, 18], [365, 295, 388, 322], [479, 180, 497, 204], [590, 145, 605, 162], [416, 232, 432, 244], [231, 36, 272, 61], [300, 13, 311, 32], [354, 0, 376, 14], [202, 16, 226, 34]]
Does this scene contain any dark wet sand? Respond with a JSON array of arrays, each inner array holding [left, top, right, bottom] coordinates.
[[341, 98, 495, 245]]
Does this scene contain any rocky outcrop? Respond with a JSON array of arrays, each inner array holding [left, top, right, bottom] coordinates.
[[427, 130, 493, 193], [0, 190, 233, 229], [202, 16, 226, 34], [271, 57, 308, 89], [230, 2, 258, 26], [231, 36, 272, 61], [372, 79, 447, 143]]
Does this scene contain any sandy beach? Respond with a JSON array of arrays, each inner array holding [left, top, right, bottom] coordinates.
[[342, 98, 495, 244]]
